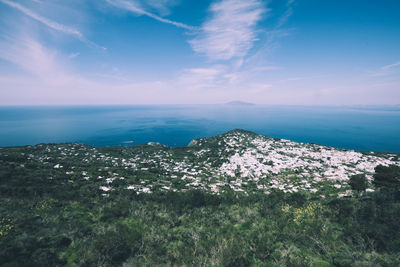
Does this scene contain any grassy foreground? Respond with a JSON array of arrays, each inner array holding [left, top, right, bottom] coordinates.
[[1, 182, 400, 266]]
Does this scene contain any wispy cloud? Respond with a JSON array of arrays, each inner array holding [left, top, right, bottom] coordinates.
[[68, 52, 80, 59], [177, 66, 226, 90], [0, 35, 76, 85], [382, 61, 400, 70], [139, 0, 179, 16], [189, 0, 265, 61], [0, 34, 116, 105], [0, 34, 192, 105], [106, 0, 196, 30], [177, 62, 281, 93], [0, 0, 82, 38], [276, 0, 295, 28], [244, 0, 294, 68], [369, 61, 400, 77], [0, 0, 105, 50]]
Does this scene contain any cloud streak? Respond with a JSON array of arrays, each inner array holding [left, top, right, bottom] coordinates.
[[189, 0, 265, 61], [106, 0, 196, 30], [382, 61, 400, 70], [0, 0, 82, 38], [0, 0, 106, 50], [244, 0, 295, 69], [369, 61, 400, 77], [137, 0, 179, 16]]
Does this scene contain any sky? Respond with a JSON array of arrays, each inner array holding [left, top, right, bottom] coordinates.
[[0, 0, 399, 105]]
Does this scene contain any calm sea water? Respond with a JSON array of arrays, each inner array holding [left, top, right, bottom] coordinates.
[[0, 105, 399, 153]]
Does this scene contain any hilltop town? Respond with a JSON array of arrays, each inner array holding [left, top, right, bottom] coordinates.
[[2, 129, 398, 198], [2, 129, 400, 266]]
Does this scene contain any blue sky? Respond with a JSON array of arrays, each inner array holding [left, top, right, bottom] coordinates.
[[0, 0, 399, 105]]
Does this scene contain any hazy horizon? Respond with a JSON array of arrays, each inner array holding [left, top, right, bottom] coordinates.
[[1, 103, 400, 108], [0, 0, 399, 105]]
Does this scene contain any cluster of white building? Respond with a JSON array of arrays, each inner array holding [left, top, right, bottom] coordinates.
[[17, 131, 399, 197]]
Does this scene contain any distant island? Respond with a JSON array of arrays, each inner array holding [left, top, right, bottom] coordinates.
[[225, 101, 255, 106]]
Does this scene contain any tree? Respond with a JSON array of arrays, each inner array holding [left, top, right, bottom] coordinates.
[[373, 165, 400, 189], [349, 174, 367, 194]]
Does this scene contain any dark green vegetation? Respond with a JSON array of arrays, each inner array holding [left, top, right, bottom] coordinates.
[[349, 174, 367, 194], [373, 165, 400, 189], [1, 178, 400, 266], [1, 139, 400, 266]]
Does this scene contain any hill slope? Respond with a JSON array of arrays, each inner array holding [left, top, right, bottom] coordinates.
[[1, 129, 398, 197], [1, 129, 400, 266]]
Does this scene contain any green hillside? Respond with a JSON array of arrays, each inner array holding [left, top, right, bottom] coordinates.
[[1, 130, 400, 266]]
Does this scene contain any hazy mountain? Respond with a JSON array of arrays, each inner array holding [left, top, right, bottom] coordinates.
[[224, 101, 255, 106]]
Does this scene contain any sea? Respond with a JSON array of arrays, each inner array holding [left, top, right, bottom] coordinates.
[[0, 105, 399, 153]]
